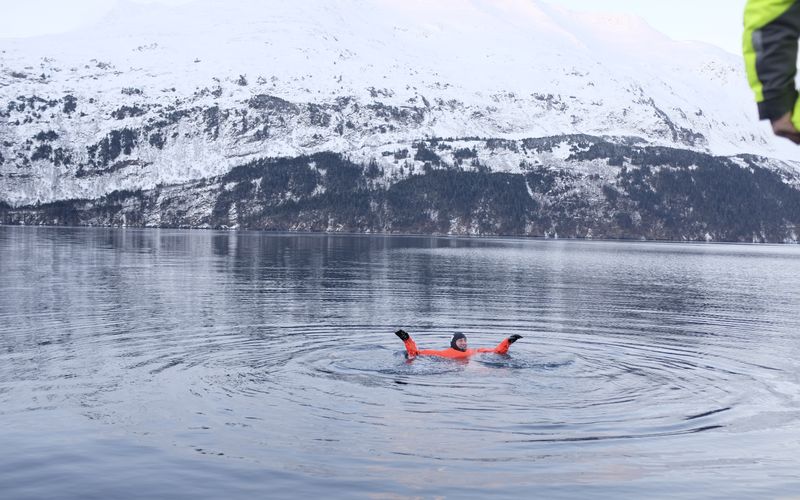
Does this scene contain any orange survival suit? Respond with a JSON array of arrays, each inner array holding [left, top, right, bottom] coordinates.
[[395, 330, 522, 359]]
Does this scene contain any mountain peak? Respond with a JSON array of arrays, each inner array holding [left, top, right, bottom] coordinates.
[[0, 0, 794, 162]]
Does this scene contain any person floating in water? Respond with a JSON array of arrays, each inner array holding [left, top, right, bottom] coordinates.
[[395, 329, 522, 359]]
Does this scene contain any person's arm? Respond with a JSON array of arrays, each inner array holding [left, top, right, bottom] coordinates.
[[743, 0, 800, 142], [395, 329, 419, 358], [476, 335, 523, 355]]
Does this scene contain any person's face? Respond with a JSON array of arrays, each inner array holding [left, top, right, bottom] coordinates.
[[455, 337, 467, 350]]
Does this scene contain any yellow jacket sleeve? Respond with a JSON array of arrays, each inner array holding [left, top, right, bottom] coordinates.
[[743, 0, 800, 126]]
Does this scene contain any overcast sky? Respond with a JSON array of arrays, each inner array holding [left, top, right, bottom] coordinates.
[[0, 0, 748, 55]]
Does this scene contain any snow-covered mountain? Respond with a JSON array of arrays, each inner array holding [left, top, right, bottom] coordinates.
[[1, 0, 799, 241]]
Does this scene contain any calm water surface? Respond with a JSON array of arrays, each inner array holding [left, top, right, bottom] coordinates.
[[1, 227, 799, 499]]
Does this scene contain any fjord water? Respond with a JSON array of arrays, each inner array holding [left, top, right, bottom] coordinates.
[[1, 227, 799, 499]]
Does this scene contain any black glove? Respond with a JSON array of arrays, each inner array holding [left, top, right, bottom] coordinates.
[[395, 329, 409, 341], [507, 334, 523, 344]]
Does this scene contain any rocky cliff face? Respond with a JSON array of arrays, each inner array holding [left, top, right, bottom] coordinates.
[[1, 0, 799, 241]]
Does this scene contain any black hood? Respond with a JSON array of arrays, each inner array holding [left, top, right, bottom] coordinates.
[[450, 333, 467, 351]]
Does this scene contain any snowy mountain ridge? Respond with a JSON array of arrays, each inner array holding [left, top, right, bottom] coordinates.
[[0, 0, 797, 209]]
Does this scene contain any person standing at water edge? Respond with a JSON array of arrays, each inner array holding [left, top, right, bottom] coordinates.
[[743, 0, 800, 143], [395, 329, 522, 359]]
